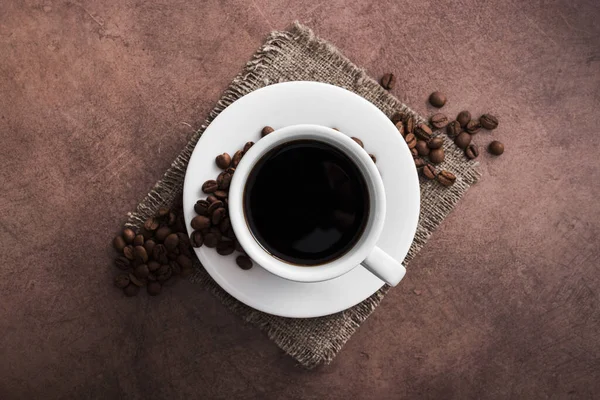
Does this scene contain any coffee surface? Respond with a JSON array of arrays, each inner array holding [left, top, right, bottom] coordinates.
[[244, 140, 369, 266]]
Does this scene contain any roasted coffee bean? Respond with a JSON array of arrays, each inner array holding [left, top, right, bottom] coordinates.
[[351, 137, 364, 148], [236, 256, 253, 270], [446, 120, 462, 138], [129, 273, 145, 287], [113, 235, 126, 252], [123, 228, 136, 244], [134, 264, 150, 279], [156, 207, 170, 219], [177, 254, 193, 270], [115, 256, 131, 270], [415, 123, 433, 141], [167, 212, 177, 226], [214, 190, 228, 200], [405, 133, 417, 149], [173, 214, 186, 233], [123, 245, 135, 261], [148, 260, 161, 272], [414, 158, 426, 168], [405, 116, 415, 135], [207, 201, 224, 215], [194, 199, 210, 216], [261, 126, 274, 137], [423, 164, 437, 180], [167, 251, 178, 261], [429, 91, 447, 108], [225, 227, 236, 240], [156, 264, 172, 282], [219, 217, 231, 234], [429, 148, 445, 164], [454, 132, 472, 149], [123, 284, 139, 297], [147, 281, 161, 296], [217, 240, 236, 256], [232, 150, 243, 167], [428, 137, 444, 149], [147, 273, 157, 281], [437, 170, 456, 186], [243, 141, 254, 153], [212, 207, 226, 225], [391, 112, 405, 124], [207, 195, 218, 204], [465, 144, 479, 159], [133, 234, 145, 246], [164, 233, 179, 251], [152, 244, 169, 264], [415, 140, 430, 156], [380, 73, 396, 90], [465, 120, 481, 134], [191, 215, 210, 230], [204, 232, 219, 248], [169, 260, 181, 275], [369, 154, 377, 163], [480, 114, 499, 130], [410, 148, 418, 157], [134, 246, 148, 264], [144, 217, 159, 232], [488, 141, 504, 155], [190, 230, 204, 247], [177, 232, 190, 247], [114, 274, 130, 288], [155, 226, 172, 242], [139, 227, 153, 240], [225, 167, 236, 175], [179, 244, 192, 258], [217, 171, 232, 190], [430, 113, 449, 129], [215, 153, 231, 169], [395, 121, 405, 137], [202, 180, 218, 194], [457, 111, 471, 128]]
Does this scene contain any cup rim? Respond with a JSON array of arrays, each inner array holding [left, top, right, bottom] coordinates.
[[228, 124, 386, 283]]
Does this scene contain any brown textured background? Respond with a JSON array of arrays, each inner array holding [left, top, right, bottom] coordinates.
[[1, 1, 599, 399]]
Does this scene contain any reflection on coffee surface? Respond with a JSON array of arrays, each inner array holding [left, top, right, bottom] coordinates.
[[244, 140, 369, 265]]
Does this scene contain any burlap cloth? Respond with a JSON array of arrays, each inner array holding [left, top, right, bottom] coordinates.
[[124, 22, 480, 369]]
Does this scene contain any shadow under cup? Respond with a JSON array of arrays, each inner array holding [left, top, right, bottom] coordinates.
[[242, 139, 371, 267]]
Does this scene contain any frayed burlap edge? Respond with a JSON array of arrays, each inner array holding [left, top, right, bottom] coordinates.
[[123, 22, 480, 369]]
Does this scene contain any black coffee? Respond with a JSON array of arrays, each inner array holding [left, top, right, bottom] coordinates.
[[244, 140, 369, 266]]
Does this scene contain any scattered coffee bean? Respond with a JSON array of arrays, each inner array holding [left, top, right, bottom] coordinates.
[[217, 171, 232, 190], [207, 201, 224, 214], [133, 234, 145, 246], [147, 281, 161, 296], [236, 255, 253, 270], [204, 232, 219, 248], [446, 120, 462, 138], [428, 137, 444, 149], [123, 228, 136, 244], [465, 120, 481, 134], [164, 233, 179, 251], [214, 190, 228, 201], [194, 199, 210, 216], [423, 164, 437, 180], [113, 235, 126, 252], [457, 111, 471, 128], [405, 116, 415, 135], [156, 264, 172, 282], [115, 256, 131, 270], [465, 144, 479, 160], [123, 284, 139, 297], [154, 226, 171, 242], [190, 230, 204, 247], [261, 126, 274, 137], [152, 244, 169, 264], [380, 73, 396, 90], [454, 132, 472, 149], [232, 150, 243, 167], [217, 240, 236, 256], [429, 148, 445, 164], [114, 274, 130, 288], [123, 245, 135, 261], [148, 260, 161, 272], [207, 195, 218, 203], [395, 121, 405, 137], [129, 273, 145, 287], [169, 260, 182, 275], [212, 207, 226, 225], [410, 148, 418, 157], [405, 133, 417, 149], [480, 114, 498, 130], [415, 123, 433, 141], [134, 264, 150, 279], [369, 154, 377, 163], [144, 217, 159, 232], [156, 208, 170, 219], [243, 141, 254, 153], [147, 273, 157, 281], [437, 170, 456, 186], [139, 227, 153, 240], [191, 215, 210, 230], [429, 91, 447, 108], [430, 113, 449, 129], [215, 153, 231, 169], [488, 141, 504, 155], [202, 180, 218, 194], [351, 137, 364, 148], [391, 112, 405, 124], [414, 158, 426, 168], [134, 246, 148, 264], [167, 212, 177, 226], [415, 140, 430, 156]]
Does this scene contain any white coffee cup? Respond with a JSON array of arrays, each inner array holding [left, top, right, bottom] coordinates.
[[228, 124, 406, 286]]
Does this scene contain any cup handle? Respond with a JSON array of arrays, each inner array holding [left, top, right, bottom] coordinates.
[[362, 246, 406, 286]]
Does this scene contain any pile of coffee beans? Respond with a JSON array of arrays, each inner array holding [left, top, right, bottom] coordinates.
[[112, 204, 195, 297]]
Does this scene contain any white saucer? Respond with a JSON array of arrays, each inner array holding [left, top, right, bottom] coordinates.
[[183, 82, 420, 318]]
